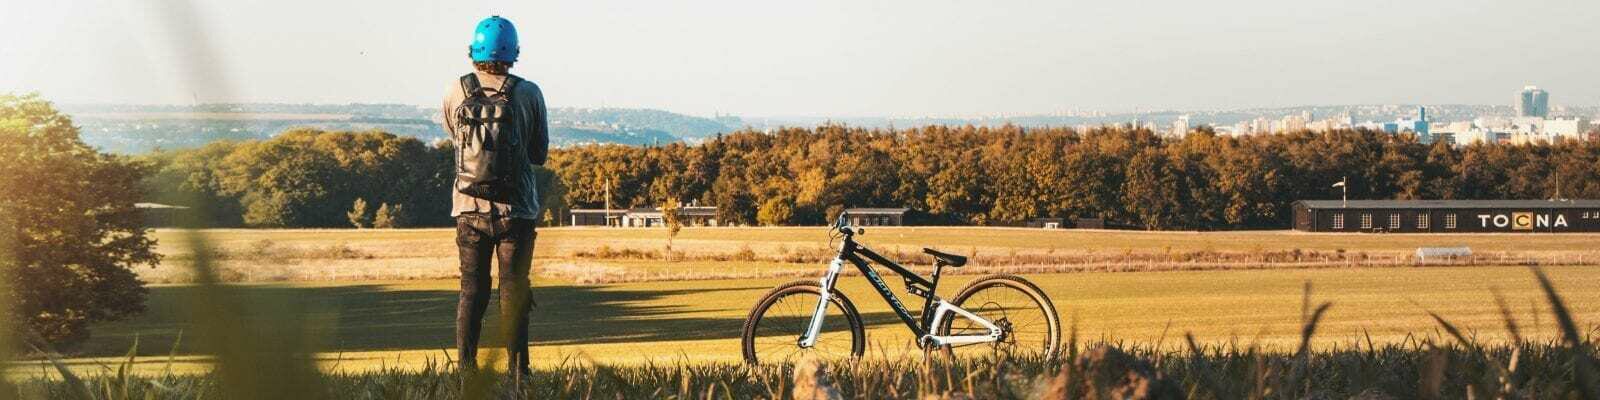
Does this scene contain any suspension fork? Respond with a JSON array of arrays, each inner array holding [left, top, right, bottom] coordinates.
[[799, 255, 847, 348]]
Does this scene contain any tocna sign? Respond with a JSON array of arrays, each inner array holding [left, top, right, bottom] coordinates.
[[1477, 212, 1568, 230]]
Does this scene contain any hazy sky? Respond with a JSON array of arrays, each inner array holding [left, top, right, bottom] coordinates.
[[1, 0, 1595, 116]]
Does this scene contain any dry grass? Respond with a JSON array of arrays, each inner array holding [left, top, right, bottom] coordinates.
[[140, 227, 1600, 284], [10, 267, 1600, 399], [12, 265, 1599, 377]]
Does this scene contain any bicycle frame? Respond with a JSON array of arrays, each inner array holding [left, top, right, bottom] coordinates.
[[798, 231, 1002, 349]]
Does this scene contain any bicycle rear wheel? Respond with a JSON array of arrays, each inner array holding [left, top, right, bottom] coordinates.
[[937, 274, 1060, 359], [741, 280, 865, 365]]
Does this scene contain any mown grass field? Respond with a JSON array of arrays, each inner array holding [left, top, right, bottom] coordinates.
[[8, 227, 1600, 380], [13, 266, 1600, 379]]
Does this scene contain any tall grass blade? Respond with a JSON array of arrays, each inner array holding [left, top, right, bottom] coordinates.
[[25, 340, 94, 400], [1490, 287, 1523, 345], [180, 226, 328, 399], [114, 336, 139, 400], [1426, 311, 1472, 350], [0, 208, 17, 397], [1419, 345, 1446, 400], [1185, 332, 1229, 398], [1529, 266, 1599, 399], [1286, 281, 1331, 398], [0, 251, 14, 397], [1300, 282, 1312, 327], [1427, 309, 1518, 398], [164, 330, 183, 377]]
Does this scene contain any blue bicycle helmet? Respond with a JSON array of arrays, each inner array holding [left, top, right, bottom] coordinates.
[[469, 16, 519, 62]]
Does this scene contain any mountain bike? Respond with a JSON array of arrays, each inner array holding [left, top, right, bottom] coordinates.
[[740, 215, 1061, 364]]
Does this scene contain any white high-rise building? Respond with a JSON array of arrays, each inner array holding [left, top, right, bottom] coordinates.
[[1170, 115, 1191, 137]]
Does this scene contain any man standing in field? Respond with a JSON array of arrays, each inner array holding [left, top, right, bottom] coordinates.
[[444, 15, 548, 375]]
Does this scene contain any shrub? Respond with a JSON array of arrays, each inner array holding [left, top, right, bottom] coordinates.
[[346, 198, 371, 228], [372, 203, 405, 229]]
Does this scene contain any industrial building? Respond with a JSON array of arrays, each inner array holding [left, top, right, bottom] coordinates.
[[1292, 200, 1600, 233]]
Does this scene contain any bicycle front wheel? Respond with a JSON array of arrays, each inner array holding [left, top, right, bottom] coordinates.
[[937, 274, 1061, 359], [741, 280, 865, 365]]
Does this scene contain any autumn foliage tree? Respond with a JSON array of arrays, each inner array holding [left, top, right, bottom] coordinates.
[[0, 94, 157, 348], [544, 125, 1600, 230], [143, 122, 1600, 230]]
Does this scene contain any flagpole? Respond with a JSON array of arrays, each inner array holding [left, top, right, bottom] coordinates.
[[1341, 176, 1347, 208]]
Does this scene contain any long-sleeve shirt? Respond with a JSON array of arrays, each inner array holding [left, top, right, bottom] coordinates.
[[442, 71, 549, 220]]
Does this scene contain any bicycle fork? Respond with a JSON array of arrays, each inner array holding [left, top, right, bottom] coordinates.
[[798, 257, 844, 348]]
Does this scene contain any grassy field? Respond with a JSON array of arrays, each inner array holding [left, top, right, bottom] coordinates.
[[140, 227, 1600, 283], [9, 227, 1600, 383], [12, 264, 1600, 379]]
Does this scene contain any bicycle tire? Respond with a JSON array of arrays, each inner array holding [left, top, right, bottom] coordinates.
[[936, 274, 1061, 358], [741, 280, 866, 365]]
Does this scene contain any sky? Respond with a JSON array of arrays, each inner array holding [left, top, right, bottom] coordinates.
[[1, 0, 1595, 117]]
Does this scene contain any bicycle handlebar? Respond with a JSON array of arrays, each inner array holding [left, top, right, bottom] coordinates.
[[830, 212, 860, 238]]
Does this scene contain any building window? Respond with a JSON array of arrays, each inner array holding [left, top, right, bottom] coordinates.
[[1331, 214, 1344, 229], [1360, 214, 1372, 229], [1389, 214, 1401, 229], [1417, 214, 1429, 229], [1445, 214, 1457, 229]]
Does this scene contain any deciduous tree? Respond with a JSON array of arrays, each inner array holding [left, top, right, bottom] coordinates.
[[0, 94, 156, 348]]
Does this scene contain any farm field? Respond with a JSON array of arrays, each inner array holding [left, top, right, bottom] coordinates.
[[10, 263, 1600, 379]]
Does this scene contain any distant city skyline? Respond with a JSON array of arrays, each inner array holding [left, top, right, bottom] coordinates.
[[3, 1, 1598, 117]]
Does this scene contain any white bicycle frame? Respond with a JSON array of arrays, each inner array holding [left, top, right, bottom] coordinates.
[[921, 299, 1005, 347], [797, 256, 1003, 349]]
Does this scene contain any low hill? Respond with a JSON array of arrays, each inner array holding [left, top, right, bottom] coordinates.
[[60, 103, 736, 153]]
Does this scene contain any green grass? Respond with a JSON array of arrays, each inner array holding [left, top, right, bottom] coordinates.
[[11, 345, 1600, 399], [12, 265, 1600, 379]]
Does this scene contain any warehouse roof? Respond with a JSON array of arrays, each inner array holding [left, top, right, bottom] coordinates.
[[1295, 199, 1600, 209]]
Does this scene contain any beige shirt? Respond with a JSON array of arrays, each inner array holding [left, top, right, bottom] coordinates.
[[443, 71, 549, 220]]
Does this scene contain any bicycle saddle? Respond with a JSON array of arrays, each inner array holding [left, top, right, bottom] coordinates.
[[922, 248, 967, 268]]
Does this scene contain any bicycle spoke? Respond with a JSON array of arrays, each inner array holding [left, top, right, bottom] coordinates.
[[745, 285, 861, 364], [941, 280, 1058, 358]]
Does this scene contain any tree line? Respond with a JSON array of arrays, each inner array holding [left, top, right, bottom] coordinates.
[[138, 125, 1600, 230], [550, 125, 1600, 229]]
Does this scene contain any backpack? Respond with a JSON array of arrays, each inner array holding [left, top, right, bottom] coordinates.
[[453, 73, 521, 201]]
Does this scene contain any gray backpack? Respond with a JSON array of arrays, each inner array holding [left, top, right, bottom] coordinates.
[[453, 73, 521, 201]]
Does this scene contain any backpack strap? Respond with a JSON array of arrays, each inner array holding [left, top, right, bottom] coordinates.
[[497, 75, 520, 99], [459, 73, 485, 98]]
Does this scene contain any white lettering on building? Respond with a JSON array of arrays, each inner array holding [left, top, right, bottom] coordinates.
[[1474, 212, 1571, 229]]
